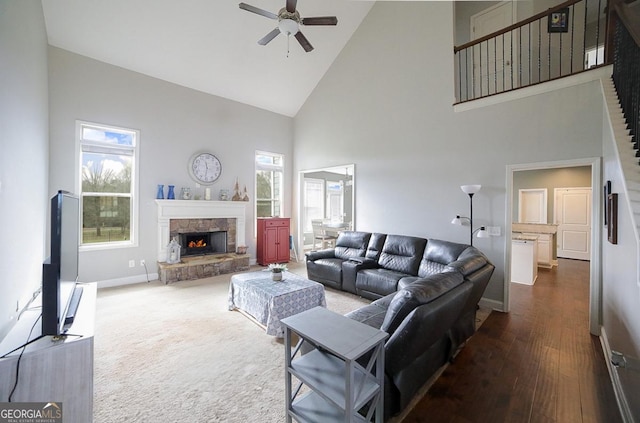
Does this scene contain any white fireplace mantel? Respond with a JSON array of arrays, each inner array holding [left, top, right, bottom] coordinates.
[[156, 200, 247, 262]]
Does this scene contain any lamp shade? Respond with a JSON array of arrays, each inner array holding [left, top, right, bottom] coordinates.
[[460, 184, 481, 195], [476, 227, 490, 238], [451, 215, 463, 225]]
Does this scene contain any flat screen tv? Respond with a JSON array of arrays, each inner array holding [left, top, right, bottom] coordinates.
[[42, 190, 81, 336]]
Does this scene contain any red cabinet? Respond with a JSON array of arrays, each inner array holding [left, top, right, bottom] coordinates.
[[257, 217, 290, 266]]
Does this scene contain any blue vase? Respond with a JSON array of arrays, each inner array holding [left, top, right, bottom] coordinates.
[[167, 185, 175, 200], [156, 184, 164, 199]]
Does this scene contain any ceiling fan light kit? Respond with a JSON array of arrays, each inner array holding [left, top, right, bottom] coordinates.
[[239, 0, 337, 54], [278, 17, 299, 36]]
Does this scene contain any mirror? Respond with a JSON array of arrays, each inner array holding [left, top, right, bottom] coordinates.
[[298, 164, 354, 252]]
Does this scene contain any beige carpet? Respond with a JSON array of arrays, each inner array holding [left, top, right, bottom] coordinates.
[[93, 263, 489, 422]]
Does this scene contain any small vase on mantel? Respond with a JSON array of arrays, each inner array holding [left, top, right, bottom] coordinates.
[[167, 185, 175, 200], [156, 184, 165, 199]]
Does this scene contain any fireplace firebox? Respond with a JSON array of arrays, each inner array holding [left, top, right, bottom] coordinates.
[[179, 231, 227, 257]]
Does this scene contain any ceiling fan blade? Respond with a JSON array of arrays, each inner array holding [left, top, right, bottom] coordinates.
[[302, 16, 338, 26], [294, 31, 314, 52], [286, 0, 297, 13], [239, 3, 277, 20], [258, 27, 281, 45]]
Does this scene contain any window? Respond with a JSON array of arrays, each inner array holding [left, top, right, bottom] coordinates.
[[255, 151, 283, 218], [77, 121, 139, 248], [303, 178, 324, 232], [326, 180, 344, 222], [585, 45, 605, 69]]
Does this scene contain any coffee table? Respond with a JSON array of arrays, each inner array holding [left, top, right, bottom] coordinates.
[[228, 271, 326, 337]]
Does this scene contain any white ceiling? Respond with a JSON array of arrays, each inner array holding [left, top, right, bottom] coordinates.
[[41, 0, 374, 117]]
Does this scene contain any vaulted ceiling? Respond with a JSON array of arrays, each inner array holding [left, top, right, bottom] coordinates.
[[41, 0, 375, 117]]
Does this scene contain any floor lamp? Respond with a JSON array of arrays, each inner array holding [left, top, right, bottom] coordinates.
[[451, 184, 489, 246]]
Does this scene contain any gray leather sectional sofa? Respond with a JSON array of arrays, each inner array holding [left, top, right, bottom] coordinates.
[[305, 231, 495, 420]]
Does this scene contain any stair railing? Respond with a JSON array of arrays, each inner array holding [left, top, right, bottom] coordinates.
[[454, 0, 609, 103], [609, 0, 640, 155]]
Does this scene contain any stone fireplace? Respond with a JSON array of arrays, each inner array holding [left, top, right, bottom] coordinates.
[[179, 230, 227, 257], [156, 200, 249, 283], [170, 218, 234, 256]]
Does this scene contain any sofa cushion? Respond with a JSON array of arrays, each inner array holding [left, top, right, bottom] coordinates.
[[356, 268, 408, 298], [365, 233, 387, 260], [381, 271, 464, 334], [417, 260, 448, 278], [333, 231, 372, 260], [378, 235, 427, 275], [445, 247, 489, 277], [423, 239, 468, 265], [416, 239, 468, 278], [308, 257, 343, 280]]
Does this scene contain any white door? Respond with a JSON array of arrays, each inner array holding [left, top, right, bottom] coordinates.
[[470, 1, 517, 97], [519, 189, 548, 223], [555, 188, 592, 260]]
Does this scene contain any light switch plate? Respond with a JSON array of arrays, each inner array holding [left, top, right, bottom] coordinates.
[[488, 226, 501, 236]]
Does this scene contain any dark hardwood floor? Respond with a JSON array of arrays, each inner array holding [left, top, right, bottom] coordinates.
[[403, 258, 622, 423]]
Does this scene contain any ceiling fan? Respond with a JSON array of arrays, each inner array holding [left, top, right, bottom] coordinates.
[[239, 0, 338, 53]]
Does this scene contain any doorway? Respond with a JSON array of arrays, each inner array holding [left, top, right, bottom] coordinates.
[[555, 187, 592, 260], [297, 164, 354, 253], [470, 1, 518, 96], [506, 158, 601, 335]]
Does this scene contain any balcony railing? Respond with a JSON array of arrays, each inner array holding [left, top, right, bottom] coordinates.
[[610, 0, 640, 154], [454, 0, 609, 103]]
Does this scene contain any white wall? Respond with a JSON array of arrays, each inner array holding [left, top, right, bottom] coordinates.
[[512, 166, 592, 222], [294, 1, 604, 305], [48, 47, 293, 284], [602, 89, 640, 420], [0, 0, 49, 340]]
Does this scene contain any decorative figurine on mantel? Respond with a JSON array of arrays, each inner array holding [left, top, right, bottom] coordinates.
[[232, 178, 242, 201], [242, 185, 250, 201]]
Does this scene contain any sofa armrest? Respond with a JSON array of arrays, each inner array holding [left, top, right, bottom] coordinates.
[[385, 282, 472, 380], [347, 257, 378, 266], [305, 249, 336, 261]]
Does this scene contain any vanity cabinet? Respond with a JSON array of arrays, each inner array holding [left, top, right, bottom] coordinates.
[[521, 232, 553, 268], [512, 223, 557, 268], [512, 237, 538, 285], [257, 217, 290, 265]]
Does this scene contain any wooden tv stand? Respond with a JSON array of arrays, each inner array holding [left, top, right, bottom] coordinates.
[[0, 283, 96, 422]]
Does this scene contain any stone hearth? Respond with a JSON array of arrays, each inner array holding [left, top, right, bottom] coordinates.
[[158, 253, 250, 284]]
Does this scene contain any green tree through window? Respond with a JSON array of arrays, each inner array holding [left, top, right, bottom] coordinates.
[[78, 122, 138, 247]]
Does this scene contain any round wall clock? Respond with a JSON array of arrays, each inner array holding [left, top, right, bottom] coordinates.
[[188, 152, 222, 185]]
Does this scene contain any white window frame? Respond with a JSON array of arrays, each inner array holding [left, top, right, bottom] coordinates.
[[255, 150, 284, 219], [303, 178, 325, 232], [76, 120, 140, 251]]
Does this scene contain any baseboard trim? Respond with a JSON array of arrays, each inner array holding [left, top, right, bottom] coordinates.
[[600, 326, 634, 422], [479, 297, 504, 312], [96, 273, 160, 289]]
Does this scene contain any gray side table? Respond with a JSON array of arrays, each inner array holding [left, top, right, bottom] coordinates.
[[281, 306, 388, 423]]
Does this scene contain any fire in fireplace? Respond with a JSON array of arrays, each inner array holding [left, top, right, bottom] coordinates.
[[179, 231, 228, 257]]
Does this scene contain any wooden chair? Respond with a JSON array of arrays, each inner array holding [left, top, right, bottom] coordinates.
[[311, 219, 338, 250]]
